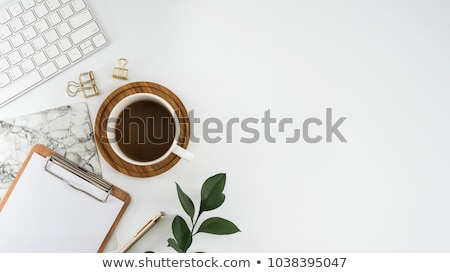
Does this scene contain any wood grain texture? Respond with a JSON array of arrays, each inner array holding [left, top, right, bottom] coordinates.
[[0, 144, 130, 253], [94, 82, 191, 177]]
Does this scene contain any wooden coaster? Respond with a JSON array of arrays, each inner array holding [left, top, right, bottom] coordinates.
[[94, 82, 190, 177]]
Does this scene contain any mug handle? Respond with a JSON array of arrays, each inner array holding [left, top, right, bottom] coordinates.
[[172, 145, 194, 161]]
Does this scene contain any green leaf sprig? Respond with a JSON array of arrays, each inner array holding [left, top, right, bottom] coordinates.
[[167, 173, 240, 253]]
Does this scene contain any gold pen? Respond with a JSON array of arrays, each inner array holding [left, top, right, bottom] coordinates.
[[120, 211, 165, 253]]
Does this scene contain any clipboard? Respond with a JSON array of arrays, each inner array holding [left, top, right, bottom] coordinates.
[[0, 144, 130, 253]]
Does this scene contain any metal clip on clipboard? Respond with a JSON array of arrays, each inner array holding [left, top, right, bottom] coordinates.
[[44, 153, 112, 203]]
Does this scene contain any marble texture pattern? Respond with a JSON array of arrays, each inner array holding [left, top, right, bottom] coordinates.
[[0, 102, 102, 201]]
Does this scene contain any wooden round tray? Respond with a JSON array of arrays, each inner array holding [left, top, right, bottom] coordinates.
[[94, 82, 190, 177]]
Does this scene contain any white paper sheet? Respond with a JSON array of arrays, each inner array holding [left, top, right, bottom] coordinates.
[[0, 153, 124, 253]]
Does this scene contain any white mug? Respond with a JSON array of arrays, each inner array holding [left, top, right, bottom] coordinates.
[[107, 93, 193, 166]]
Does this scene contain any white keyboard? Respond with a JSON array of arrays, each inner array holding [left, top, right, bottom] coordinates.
[[0, 0, 108, 107]]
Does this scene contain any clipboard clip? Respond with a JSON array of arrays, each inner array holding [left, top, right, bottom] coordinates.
[[44, 153, 112, 203], [66, 71, 99, 98], [112, 58, 129, 80]]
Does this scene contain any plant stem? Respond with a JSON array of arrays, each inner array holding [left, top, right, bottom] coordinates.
[[191, 211, 203, 236]]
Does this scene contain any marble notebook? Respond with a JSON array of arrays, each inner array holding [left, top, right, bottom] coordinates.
[[0, 102, 102, 201]]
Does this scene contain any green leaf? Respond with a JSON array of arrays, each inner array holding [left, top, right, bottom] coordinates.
[[176, 183, 195, 221], [200, 173, 226, 212], [197, 217, 240, 235], [201, 173, 226, 200], [200, 193, 225, 212], [167, 238, 184, 253], [172, 216, 192, 252]]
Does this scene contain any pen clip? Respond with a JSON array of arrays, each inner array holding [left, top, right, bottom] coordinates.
[[135, 212, 164, 235]]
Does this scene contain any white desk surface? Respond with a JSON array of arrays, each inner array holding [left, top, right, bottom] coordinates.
[[1, 0, 450, 253]]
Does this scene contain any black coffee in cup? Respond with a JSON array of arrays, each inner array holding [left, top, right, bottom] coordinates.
[[115, 100, 176, 162]]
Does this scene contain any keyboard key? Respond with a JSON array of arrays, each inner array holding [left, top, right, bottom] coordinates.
[[9, 66, 24, 80], [0, 70, 42, 98], [21, 0, 36, 10], [69, 9, 92, 29], [55, 54, 69, 68], [57, 37, 72, 51], [44, 28, 59, 43], [33, 4, 48, 18], [20, 58, 36, 73], [8, 50, 22, 64], [0, 25, 12, 39], [0, 73, 11, 87], [9, 3, 24, 17], [10, 18, 25, 32], [67, 47, 81, 61], [56, 21, 71, 36], [80, 40, 93, 54], [71, 0, 86, 12], [10, 33, 25, 47], [0, 41, 13, 54], [32, 51, 47, 65], [20, 43, 35, 57], [34, 19, 49, 33], [0, 57, 10, 72], [70, 21, 99, 44], [59, 5, 74, 19], [40, 61, 57, 77], [22, 10, 37, 24], [0, 9, 11, 24], [32, 36, 47, 50], [44, 44, 59, 58], [47, 12, 61, 26], [22, 26, 37, 40], [46, 0, 61, 11], [92, 32, 106, 47]]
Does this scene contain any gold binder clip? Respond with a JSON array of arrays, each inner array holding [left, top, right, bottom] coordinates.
[[66, 71, 99, 98], [112, 58, 129, 80]]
